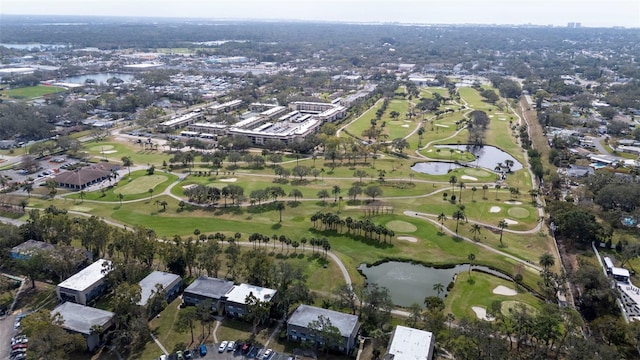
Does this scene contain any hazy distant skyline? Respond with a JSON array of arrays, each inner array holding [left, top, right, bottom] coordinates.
[[2, 0, 639, 28]]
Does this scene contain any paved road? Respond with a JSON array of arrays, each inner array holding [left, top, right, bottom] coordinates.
[[0, 313, 16, 360]]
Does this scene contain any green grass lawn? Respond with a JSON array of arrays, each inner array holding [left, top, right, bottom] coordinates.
[[1, 85, 66, 99]]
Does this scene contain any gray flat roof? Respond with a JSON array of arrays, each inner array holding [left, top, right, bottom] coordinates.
[[386, 325, 434, 360], [52, 302, 114, 335], [138, 271, 182, 306], [57, 259, 111, 292], [11, 239, 55, 254], [183, 276, 234, 300], [287, 304, 359, 338]]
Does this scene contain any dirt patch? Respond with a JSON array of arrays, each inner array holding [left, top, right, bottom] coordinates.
[[397, 236, 418, 243]]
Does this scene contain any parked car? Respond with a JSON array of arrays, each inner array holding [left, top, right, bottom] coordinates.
[[226, 341, 235, 351], [176, 350, 183, 360], [263, 349, 273, 359], [218, 341, 228, 353], [183, 349, 192, 359], [198, 344, 207, 356]]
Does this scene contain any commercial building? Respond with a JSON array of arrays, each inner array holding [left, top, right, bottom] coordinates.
[[182, 276, 235, 312], [224, 283, 277, 319], [51, 302, 115, 351], [384, 325, 435, 360], [158, 111, 204, 132], [54, 163, 120, 190], [286, 304, 360, 354], [56, 259, 112, 305], [206, 99, 243, 115], [137, 271, 182, 307]]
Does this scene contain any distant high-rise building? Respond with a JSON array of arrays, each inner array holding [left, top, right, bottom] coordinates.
[[575, 22, 582, 28], [567, 22, 575, 28]]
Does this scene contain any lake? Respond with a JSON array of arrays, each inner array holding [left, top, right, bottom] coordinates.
[[358, 261, 511, 307], [412, 144, 522, 175], [61, 73, 135, 84], [410, 162, 461, 175]]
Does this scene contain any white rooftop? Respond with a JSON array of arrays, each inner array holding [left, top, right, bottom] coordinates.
[[387, 325, 434, 360], [612, 267, 631, 277], [225, 283, 276, 304], [57, 259, 111, 292]]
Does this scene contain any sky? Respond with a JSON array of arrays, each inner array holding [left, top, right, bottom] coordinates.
[[2, 0, 639, 28]]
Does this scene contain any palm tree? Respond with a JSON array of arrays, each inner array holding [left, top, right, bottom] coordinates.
[[121, 156, 133, 177], [498, 220, 508, 246], [470, 223, 481, 241], [433, 282, 445, 298], [494, 184, 501, 199], [276, 201, 285, 223], [449, 175, 457, 191], [446, 313, 455, 331], [539, 252, 555, 271], [471, 186, 477, 201], [332, 185, 341, 202], [467, 253, 476, 275], [437, 212, 447, 233], [482, 184, 488, 199], [452, 209, 465, 234], [118, 193, 124, 205], [79, 190, 85, 203], [148, 188, 154, 200], [23, 182, 33, 198], [458, 181, 465, 203]]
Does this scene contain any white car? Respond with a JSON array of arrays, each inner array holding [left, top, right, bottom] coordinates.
[[218, 341, 228, 353], [226, 341, 236, 351], [263, 349, 273, 359]]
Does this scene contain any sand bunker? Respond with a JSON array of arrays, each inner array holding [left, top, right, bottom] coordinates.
[[504, 200, 522, 205], [401, 124, 409, 128], [472, 306, 494, 321], [489, 206, 501, 213], [102, 150, 117, 154], [461, 175, 477, 181], [435, 124, 450, 128], [493, 285, 517, 296], [397, 236, 418, 243], [219, 178, 237, 182], [503, 219, 518, 225], [182, 184, 198, 190]]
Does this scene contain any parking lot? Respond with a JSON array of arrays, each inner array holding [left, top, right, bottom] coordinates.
[[164, 342, 293, 360]]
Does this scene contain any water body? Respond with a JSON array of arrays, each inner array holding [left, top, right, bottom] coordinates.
[[410, 162, 461, 175], [412, 144, 522, 175], [358, 261, 511, 307], [435, 144, 523, 171], [61, 73, 135, 84]]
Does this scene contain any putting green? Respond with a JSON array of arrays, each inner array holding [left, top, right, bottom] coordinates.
[[118, 175, 168, 195], [501, 300, 537, 316], [464, 168, 490, 177], [507, 207, 530, 219], [386, 220, 417, 233]]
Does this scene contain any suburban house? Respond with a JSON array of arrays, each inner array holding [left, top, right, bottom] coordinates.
[[137, 270, 182, 307], [10, 239, 55, 259], [182, 276, 234, 312], [224, 283, 277, 319], [51, 302, 115, 351], [384, 325, 435, 360], [56, 259, 112, 305], [53, 163, 119, 190], [286, 304, 360, 354]]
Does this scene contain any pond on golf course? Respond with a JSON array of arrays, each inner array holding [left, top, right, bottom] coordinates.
[[358, 261, 511, 307], [412, 144, 522, 175]]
